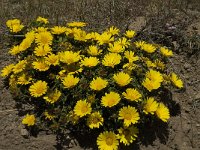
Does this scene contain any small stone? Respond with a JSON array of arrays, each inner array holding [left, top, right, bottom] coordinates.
[[196, 124, 200, 127], [20, 128, 29, 138], [128, 16, 146, 32]]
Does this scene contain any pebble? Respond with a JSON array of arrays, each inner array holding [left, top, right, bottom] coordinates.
[[20, 128, 29, 138]]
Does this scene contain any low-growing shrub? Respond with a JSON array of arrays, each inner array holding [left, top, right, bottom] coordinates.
[[1, 17, 183, 149]]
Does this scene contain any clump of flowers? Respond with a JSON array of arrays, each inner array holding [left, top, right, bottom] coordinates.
[[1, 17, 184, 149]]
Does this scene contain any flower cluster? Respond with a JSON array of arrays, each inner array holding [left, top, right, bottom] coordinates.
[[1, 17, 184, 150]]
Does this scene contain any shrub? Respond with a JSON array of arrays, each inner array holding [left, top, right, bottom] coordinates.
[[1, 17, 184, 149]]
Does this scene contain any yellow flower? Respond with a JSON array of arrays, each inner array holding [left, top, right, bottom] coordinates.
[[59, 51, 81, 64], [36, 16, 49, 24], [1, 64, 14, 77], [116, 37, 130, 48], [74, 30, 87, 41], [142, 78, 161, 92], [45, 54, 59, 66], [124, 51, 139, 62], [35, 27, 48, 33], [35, 31, 53, 46], [51, 26, 67, 34], [67, 21, 87, 27], [34, 45, 52, 56], [66, 27, 82, 36], [101, 91, 121, 107], [134, 41, 145, 48], [22, 114, 35, 126], [81, 57, 99, 67], [74, 100, 92, 117], [117, 126, 138, 146], [9, 45, 21, 55], [124, 30, 136, 38], [122, 88, 142, 102], [143, 97, 158, 114], [44, 111, 55, 120], [43, 89, 61, 104], [87, 45, 102, 56], [106, 26, 119, 35], [108, 42, 125, 53], [97, 32, 114, 45], [160, 47, 173, 57], [141, 43, 157, 53], [87, 112, 104, 129], [11, 24, 24, 33], [6, 19, 24, 33], [13, 60, 27, 74], [6, 19, 20, 28], [156, 103, 170, 122], [62, 74, 79, 88], [146, 69, 163, 83], [170, 72, 183, 88], [102, 53, 121, 68], [85, 32, 100, 40], [118, 106, 140, 127], [25, 31, 35, 42], [113, 72, 132, 86], [29, 80, 48, 97], [17, 74, 32, 85], [32, 60, 50, 71], [19, 38, 33, 52], [154, 59, 165, 70], [123, 62, 137, 71], [90, 77, 108, 91], [97, 131, 119, 150]]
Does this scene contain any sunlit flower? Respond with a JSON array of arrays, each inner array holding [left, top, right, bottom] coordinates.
[[122, 88, 142, 102], [87, 112, 104, 129], [90, 77, 108, 91], [17, 74, 32, 85], [34, 45, 52, 56], [36, 16, 49, 24], [146, 69, 163, 83], [113, 72, 132, 86], [43, 89, 61, 103], [59, 51, 81, 64], [29, 80, 48, 97], [154, 59, 165, 70], [74, 30, 87, 41], [160, 47, 173, 57], [106, 26, 119, 35], [62, 74, 80, 88], [124, 30, 136, 38], [13, 60, 27, 74], [134, 41, 145, 48], [170, 72, 183, 88], [6, 19, 24, 33], [124, 51, 139, 62], [101, 91, 121, 107], [97, 131, 119, 150], [19, 38, 33, 52], [9, 45, 21, 55], [35, 27, 48, 33], [97, 32, 114, 45], [1, 64, 14, 77], [32, 60, 50, 71], [87, 45, 102, 56], [81, 57, 99, 67], [156, 103, 170, 122], [142, 78, 161, 92], [67, 21, 87, 27], [35, 31, 53, 46], [108, 42, 125, 53], [45, 54, 59, 66], [102, 53, 121, 68], [51, 26, 67, 34], [143, 97, 158, 114], [22, 114, 35, 126], [141, 43, 157, 53], [85, 32, 100, 40], [119, 106, 140, 127], [74, 100, 92, 117], [44, 111, 55, 120], [116, 37, 130, 48]]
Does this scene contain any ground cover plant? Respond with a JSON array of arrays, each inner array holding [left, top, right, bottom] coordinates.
[[1, 17, 184, 150]]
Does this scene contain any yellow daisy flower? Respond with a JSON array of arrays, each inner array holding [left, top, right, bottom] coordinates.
[[142, 78, 161, 92], [102, 53, 121, 68], [143, 97, 158, 114], [124, 51, 139, 63], [124, 30, 136, 38], [170, 72, 183, 88], [35, 27, 48, 33], [87, 45, 102, 56], [13, 60, 27, 74], [1, 64, 14, 77], [97, 32, 114, 45], [9, 45, 21, 55], [101, 91, 121, 107], [74, 100, 92, 117], [141, 43, 157, 53], [146, 69, 163, 83], [74, 30, 87, 41], [19, 38, 33, 52], [160, 47, 173, 57], [118, 106, 140, 127], [108, 42, 125, 53], [51, 26, 67, 34], [44, 111, 55, 120], [36, 16, 49, 24], [122, 88, 142, 102], [17, 74, 32, 85], [34, 45, 52, 56], [62, 74, 79, 88], [81, 57, 99, 67], [43, 89, 61, 104], [156, 103, 170, 122], [85, 32, 100, 40], [113, 72, 132, 86], [35, 31, 53, 46], [29, 80, 48, 97], [154, 59, 165, 70], [87, 112, 104, 129], [32, 60, 50, 71], [59, 51, 81, 64], [90, 77, 108, 91], [134, 41, 145, 48], [97, 131, 119, 150], [45, 54, 59, 66], [106, 26, 119, 35], [116, 37, 130, 48], [67, 21, 87, 27], [6, 19, 21, 28], [22, 114, 35, 126]]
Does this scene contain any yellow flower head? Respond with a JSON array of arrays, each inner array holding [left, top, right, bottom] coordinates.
[[124, 30, 136, 38], [36, 16, 49, 24], [124, 51, 139, 63], [74, 30, 87, 41], [108, 42, 125, 53], [87, 45, 102, 56], [154, 59, 165, 70], [43, 89, 61, 104], [134, 41, 145, 48], [113, 72, 132, 86], [13, 60, 27, 74], [6, 19, 24, 33], [117, 126, 138, 146], [67, 21, 87, 27], [6, 19, 21, 28], [106, 26, 119, 35], [34, 45, 52, 56], [122, 88, 142, 102], [62, 74, 80, 88], [45, 54, 59, 66], [116, 37, 130, 48], [22, 114, 35, 126], [1, 64, 14, 77], [9, 45, 21, 55], [25, 31, 35, 42], [44, 111, 55, 120], [19, 38, 33, 52], [35, 27, 48, 33], [102, 53, 121, 68], [32, 60, 50, 71], [160, 47, 173, 57], [87, 112, 104, 129], [123, 62, 137, 71], [35, 31, 53, 46], [29, 80, 48, 97], [74, 100, 92, 117], [81, 57, 99, 67], [170, 72, 183, 88], [59, 51, 81, 64], [17, 74, 32, 85], [97, 131, 119, 150], [142, 78, 161, 92], [90, 77, 108, 91], [146, 69, 163, 83], [143, 97, 158, 114], [51, 26, 67, 34], [101, 91, 121, 107], [86, 32, 100, 40], [141, 43, 156, 53], [118, 106, 140, 127], [97, 32, 114, 45], [156, 103, 170, 122]]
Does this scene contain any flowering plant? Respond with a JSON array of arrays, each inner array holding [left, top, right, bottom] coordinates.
[[1, 17, 183, 149]]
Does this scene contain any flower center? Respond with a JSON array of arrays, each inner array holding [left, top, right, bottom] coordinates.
[[81, 106, 88, 113], [124, 113, 132, 120], [106, 137, 113, 146]]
